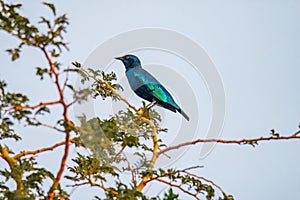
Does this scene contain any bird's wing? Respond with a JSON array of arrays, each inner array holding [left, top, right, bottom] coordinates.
[[133, 69, 178, 108], [148, 83, 169, 103]]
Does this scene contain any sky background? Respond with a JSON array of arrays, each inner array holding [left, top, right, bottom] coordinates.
[[1, 1, 300, 199]]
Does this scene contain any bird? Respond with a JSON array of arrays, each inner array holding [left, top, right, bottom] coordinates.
[[115, 54, 189, 121]]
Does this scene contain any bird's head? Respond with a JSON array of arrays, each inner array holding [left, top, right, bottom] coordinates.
[[115, 54, 141, 70]]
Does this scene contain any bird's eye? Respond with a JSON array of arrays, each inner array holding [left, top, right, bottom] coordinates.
[[125, 55, 130, 60]]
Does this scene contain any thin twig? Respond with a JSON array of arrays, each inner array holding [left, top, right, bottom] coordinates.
[[98, 78, 138, 112], [184, 170, 227, 198], [154, 178, 200, 200], [62, 67, 70, 92], [80, 67, 138, 112], [111, 145, 126, 163], [67, 182, 90, 188], [33, 117, 64, 132], [123, 153, 137, 187], [182, 165, 204, 171], [13, 138, 76, 160], [5, 100, 61, 112], [68, 179, 118, 196], [158, 130, 300, 156]]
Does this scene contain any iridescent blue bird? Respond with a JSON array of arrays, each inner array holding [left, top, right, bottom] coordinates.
[[115, 54, 189, 121]]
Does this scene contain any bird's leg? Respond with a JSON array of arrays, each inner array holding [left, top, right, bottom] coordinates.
[[137, 101, 157, 116], [146, 101, 157, 109]]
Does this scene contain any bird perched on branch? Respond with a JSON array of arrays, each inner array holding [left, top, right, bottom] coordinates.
[[115, 54, 189, 121]]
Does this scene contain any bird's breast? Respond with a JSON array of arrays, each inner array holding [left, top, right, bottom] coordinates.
[[126, 69, 145, 90]]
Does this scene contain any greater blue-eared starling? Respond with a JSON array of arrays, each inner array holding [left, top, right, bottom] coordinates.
[[115, 54, 189, 121]]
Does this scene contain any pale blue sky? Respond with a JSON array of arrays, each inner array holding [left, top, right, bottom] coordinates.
[[1, 1, 300, 199]]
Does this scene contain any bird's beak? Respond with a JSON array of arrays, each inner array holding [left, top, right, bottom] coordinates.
[[115, 56, 123, 61]]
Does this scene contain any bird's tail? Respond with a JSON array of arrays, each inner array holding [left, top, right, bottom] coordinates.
[[177, 108, 190, 121]]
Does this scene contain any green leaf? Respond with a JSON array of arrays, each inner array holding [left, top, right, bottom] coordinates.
[[35, 106, 50, 116], [6, 48, 21, 61], [163, 188, 179, 200], [35, 67, 49, 80], [42, 2, 56, 16], [72, 61, 82, 68], [122, 135, 139, 147], [270, 129, 280, 137]]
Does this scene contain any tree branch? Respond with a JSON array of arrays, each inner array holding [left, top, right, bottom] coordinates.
[[96, 77, 138, 112], [14, 100, 61, 110], [47, 131, 71, 199], [183, 170, 228, 198], [154, 178, 200, 200], [137, 117, 159, 191], [32, 117, 65, 132], [13, 138, 76, 160], [68, 179, 118, 196], [0, 145, 15, 169], [158, 130, 300, 157], [40, 46, 73, 200]]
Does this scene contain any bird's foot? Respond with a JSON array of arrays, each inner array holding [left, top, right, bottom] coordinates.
[[136, 101, 157, 120], [146, 101, 157, 109]]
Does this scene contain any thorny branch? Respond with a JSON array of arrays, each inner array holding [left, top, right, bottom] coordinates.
[[158, 130, 300, 157], [40, 47, 72, 200]]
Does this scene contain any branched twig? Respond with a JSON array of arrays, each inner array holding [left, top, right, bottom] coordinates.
[[182, 165, 204, 171], [68, 179, 118, 196], [79, 67, 138, 112], [94, 76, 138, 112], [40, 47, 72, 200], [158, 130, 300, 157], [33, 117, 64, 132], [67, 99, 77, 108], [143, 165, 227, 199], [293, 130, 300, 136], [13, 138, 76, 160], [89, 177, 118, 195], [67, 182, 90, 188], [183, 170, 227, 198], [123, 153, 137, 187], [109, 84, 138, 112], [155, 178, 200, 200], [5, 100, 61, 112]]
